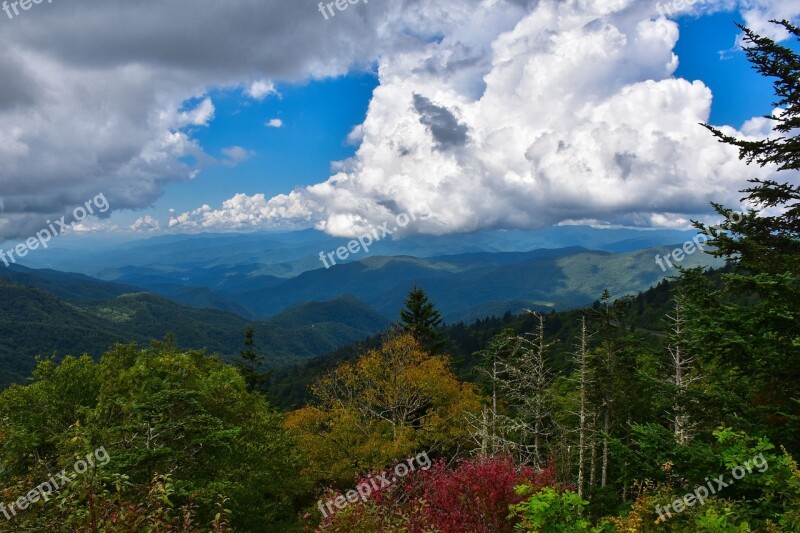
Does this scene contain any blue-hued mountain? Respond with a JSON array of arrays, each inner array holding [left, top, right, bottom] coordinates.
[[223, 245, 720, 321], [0, 226, 723, 388], [12, 230, 722, 323], [0, 271, 390, 388], [84, 245, 718, 322], [17, 226, 701, 276]]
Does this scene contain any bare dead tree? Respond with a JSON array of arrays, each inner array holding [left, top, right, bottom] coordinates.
[[666, 297, 702, 445], [468, 331, 522, 457], [570, 314, 594, 498], [503, 311, 556, 469], [468, 314, 559, 468]]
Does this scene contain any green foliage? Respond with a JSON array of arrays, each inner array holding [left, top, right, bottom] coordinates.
[[0, 338, 307, 530], [509, 487, 590, 532], [693, 506, 752, 533]]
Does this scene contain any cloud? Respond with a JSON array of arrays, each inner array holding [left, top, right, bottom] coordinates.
[[412, 94, 469, 150], [0, 0, 486, 240], [130, 215, 161, 232], [738, 0, 800, 40], [176, 98, 215, 127], [168, 191, 321, 230], [247, 80, 279, 100], [0, 0, 796, 240], [173, 0, 793, 237], [221, 146, 255, 166], [266, 118, 284, 128]]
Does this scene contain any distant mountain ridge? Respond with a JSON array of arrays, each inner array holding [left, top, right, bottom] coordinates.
[[16, 226, 702, 276], [0, 273, 390, 389], [7, 236, 722, 324], [216, 245, 721, 321], [0, 228, 723, 388]]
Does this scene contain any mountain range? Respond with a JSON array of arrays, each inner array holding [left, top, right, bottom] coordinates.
[[0, 226, 722, 388]]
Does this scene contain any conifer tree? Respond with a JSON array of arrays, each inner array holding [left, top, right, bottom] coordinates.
[[399, 286, 446, 353], [235, 326, 266, 393], [693, 19, 800, 447]]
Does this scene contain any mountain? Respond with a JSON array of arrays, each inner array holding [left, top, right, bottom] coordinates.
[[0, 264, 139, 302], [248, 295, 392, 360], [0, 230, 722, 388], [17, 226, 701, 277], [224, 245, 721, 321], [0, 274, 389, 389], [12, 227, 716, 321], [266, 272, 691, 410], [55, 241, 720, 322]]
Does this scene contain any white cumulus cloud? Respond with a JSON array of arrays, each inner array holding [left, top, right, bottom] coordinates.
[[173, 0, 794, 237], [130, 216, 161, 232], [247, 80, 279, 100]]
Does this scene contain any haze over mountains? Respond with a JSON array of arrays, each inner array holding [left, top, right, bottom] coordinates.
[[12, 226, 720, 319], [0, 225, 722, 389]]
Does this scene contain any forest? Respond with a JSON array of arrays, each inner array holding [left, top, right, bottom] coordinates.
[[0, 20, 798, 533]]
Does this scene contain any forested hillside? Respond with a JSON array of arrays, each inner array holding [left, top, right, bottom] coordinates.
[[265, 275, 682, 410], [0, 278, 389, 387]]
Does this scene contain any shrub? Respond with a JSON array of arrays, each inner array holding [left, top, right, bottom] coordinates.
[[315, 455, 556, 532], [509, 487, 590, 533]]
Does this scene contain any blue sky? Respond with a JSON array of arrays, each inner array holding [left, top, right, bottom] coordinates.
[[675, 10, 777, 126], [156, 73, 379, 216]]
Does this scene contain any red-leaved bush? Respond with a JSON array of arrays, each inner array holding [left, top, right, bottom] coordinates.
[[311, 455, 556, 532], [414, 455, 555, 532]]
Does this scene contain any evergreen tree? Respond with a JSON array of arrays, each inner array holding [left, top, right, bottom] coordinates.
[[399, 286, 446, 353], [235, 326, 266, 393], [690, 19, 800, 448]]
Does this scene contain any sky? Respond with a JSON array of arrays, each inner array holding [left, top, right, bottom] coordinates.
[[0, 0, 798, 245]]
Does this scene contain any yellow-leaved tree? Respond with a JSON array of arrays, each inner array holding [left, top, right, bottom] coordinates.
[[285, 333, 482, 484]]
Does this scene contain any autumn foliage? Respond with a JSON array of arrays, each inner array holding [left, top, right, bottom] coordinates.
[[286, 334, 482, 484], [314, 455, 556, 532]]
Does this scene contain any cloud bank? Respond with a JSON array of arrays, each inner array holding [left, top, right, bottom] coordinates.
[[0, 0, 797, 240], [171, 0, 798, 237]]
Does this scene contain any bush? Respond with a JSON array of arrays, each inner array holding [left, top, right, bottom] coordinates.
[[509, 487, 590, 533], [315, 455, 556, 532]]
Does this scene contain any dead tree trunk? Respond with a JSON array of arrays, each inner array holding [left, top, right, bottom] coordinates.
[[574, 314, 591, 497]]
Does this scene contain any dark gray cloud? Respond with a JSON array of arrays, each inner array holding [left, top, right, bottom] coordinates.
[[0, 0, 490, 240], [0, 53, 39, 110], [413, 94, 469, 149]]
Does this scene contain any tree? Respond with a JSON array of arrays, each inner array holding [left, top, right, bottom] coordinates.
[[694, 19, 800, 448], [399, 286, 446, 353], [500, 312, 556, 469], [0, 339, 307, 531], [572, 314, 593, 498], [471, 328, 516, 457], [665, 297, 702, 445], [284, 334, 481, 485], [234, 326, 266, 393]]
